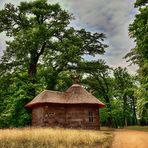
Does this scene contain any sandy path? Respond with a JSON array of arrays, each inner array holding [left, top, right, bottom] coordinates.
[[111, 130, 148, 148]]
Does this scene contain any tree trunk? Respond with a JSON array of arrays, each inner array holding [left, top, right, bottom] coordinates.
[[28, 42, 46, 80], [28, 62, 37, 79], [28, 43, 46, 96], [113, 117, 118, 128], [105, 98, 113, 127], [123, 96, 127, 127], [132, 97, 137, 125], [28, 54, 39, 97]]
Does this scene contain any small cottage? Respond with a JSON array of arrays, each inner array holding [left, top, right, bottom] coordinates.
[[25, 84, 105, 130]]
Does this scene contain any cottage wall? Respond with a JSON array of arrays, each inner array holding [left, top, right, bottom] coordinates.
[[32, 104, 100, 130], [32, 106, 44, 126], [66, 106, 99, 129]]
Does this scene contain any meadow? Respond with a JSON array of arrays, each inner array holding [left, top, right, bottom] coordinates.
[[125, 126, 148, 131], [0, 128, 112, 148]]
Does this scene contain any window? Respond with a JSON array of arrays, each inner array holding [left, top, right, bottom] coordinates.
[[88, 112, 93, 123], [48, 112, 55, 117]]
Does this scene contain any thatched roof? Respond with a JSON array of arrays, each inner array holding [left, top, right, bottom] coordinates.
[[25, 84, 105, 109]]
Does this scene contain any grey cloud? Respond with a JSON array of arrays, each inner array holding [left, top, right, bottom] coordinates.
[[0, 33, 6, 57], [67, 0, 138, 73]]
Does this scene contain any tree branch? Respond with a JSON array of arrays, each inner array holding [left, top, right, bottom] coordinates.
[[37, 42, 46, 57]]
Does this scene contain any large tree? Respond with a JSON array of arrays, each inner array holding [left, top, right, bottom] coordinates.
[[125, 0, 148, 125], [0, 0, 72, 79], [113, 67, 137, 126], [0, 0, 107, 89], [41, 27, 107, 90]]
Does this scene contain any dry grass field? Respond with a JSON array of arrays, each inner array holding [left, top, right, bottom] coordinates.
[[0, 128, 112, 148]]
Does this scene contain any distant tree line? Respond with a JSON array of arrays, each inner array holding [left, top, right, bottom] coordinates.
[[125, 0, 148, 125]]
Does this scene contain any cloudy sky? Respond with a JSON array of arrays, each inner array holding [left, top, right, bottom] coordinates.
[[0, 0, 138, 74]]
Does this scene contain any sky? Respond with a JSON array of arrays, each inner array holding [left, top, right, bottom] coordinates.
[[0, 0, 138, 74]]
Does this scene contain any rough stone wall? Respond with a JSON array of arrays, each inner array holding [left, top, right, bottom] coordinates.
[[32, 106, 44, 126], [66, 106, 99, 129], [32, 104, 100, 130]]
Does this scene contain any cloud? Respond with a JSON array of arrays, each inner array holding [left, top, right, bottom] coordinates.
[[0, 35, 6, 57], [0, 0, 138, 74], [65, 0, 138, 73]]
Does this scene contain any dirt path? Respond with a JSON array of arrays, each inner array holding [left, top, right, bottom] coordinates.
[[111, 130, 148, 148]]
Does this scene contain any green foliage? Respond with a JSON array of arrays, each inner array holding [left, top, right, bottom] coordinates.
[[126, 0, 148, 69], [0, 0, 107, 79], [95, 67, 138, 127], [134, 0, 148, 7], [0, 0, 108, 128], [114, 67, 133, 91], [0, 0, 73, 78], [111, 99, 124, 128], [126, 0, 148, 125], [135, 84, 148, 125], [0, 72, 33, 127], [113, 67, 137, 126]]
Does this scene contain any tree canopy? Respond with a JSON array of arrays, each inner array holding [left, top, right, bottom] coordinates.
[[0, 0, 107, 79], [125, 0, 148, 125]]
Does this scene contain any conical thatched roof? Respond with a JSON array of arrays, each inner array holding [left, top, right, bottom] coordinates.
[[25, 84, 105, 108]]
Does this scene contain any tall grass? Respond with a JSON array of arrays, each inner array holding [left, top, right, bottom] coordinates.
[[0, 128, 112, 148]]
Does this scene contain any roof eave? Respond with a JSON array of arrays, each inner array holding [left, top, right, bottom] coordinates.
[[25, 102, 105, 109]]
